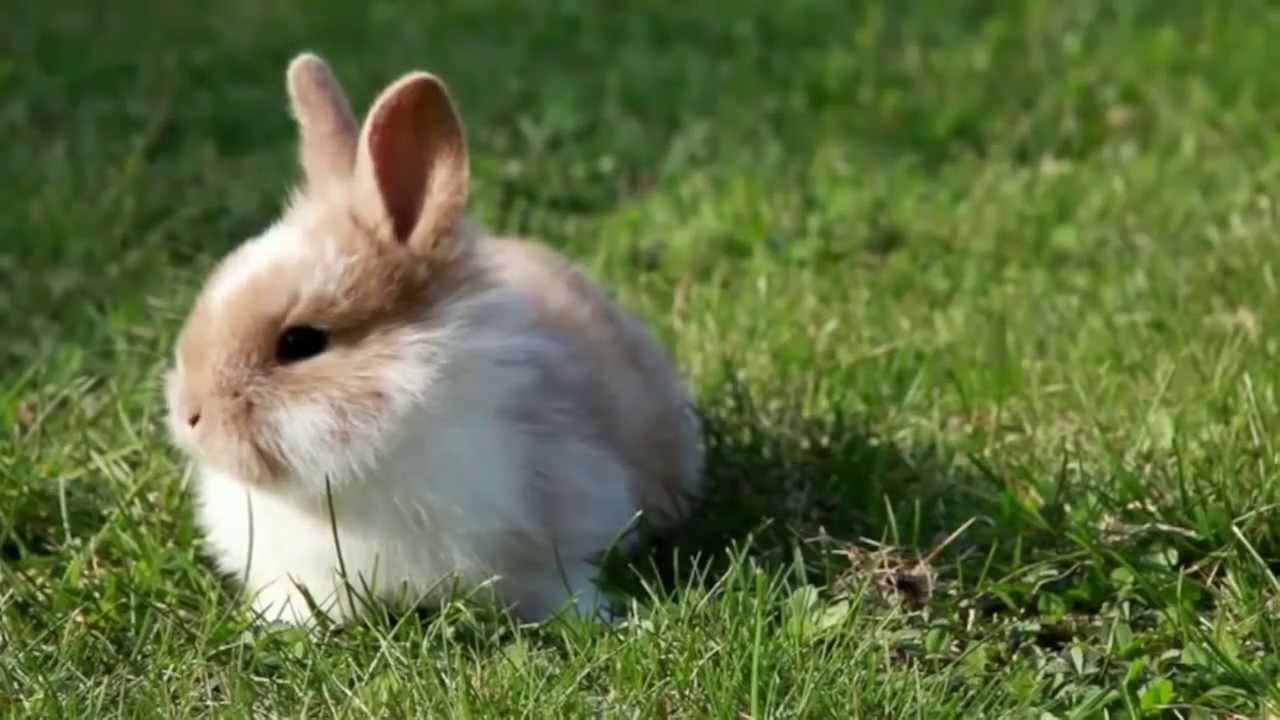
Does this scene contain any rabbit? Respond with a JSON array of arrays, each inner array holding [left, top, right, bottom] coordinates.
[[163, 52, 703, 625]]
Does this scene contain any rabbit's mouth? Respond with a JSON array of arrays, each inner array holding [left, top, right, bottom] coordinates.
[[182, 424, 289, 488], [166, 385, 289, 487]]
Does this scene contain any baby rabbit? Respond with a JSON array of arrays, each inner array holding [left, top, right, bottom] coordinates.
[[164, 53, 703, 624]]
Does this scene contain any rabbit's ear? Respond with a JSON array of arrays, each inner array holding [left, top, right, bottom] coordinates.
[[286, 53, 358, 187], [351, 71, 469, 255]]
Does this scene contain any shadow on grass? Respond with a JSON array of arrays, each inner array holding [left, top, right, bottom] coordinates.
[[608, 387, 1017, 606], [606, 385, 1250, 654]]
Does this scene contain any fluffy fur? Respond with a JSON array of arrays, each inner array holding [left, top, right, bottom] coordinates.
[[164, 53, 703, 624]]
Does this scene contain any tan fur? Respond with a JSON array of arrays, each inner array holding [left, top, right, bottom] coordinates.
[[287, 53, 359, 189]]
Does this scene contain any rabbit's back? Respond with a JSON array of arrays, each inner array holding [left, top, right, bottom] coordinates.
[[483, 236, 703, 527]]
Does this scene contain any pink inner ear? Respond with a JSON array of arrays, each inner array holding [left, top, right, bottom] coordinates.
[[367, 91, 432, 243]]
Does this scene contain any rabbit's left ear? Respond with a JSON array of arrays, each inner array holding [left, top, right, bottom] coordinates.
[[286, 53, 359, 188], [351, 70, 469, 256]]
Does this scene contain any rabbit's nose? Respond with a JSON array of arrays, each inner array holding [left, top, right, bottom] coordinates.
[[187, 409, 202, 428]]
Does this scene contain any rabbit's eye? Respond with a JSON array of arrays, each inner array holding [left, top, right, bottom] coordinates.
[[277, 325, 328, 364]]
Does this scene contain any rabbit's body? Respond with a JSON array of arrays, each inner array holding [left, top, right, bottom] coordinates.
[[166, 55, 701, 624]]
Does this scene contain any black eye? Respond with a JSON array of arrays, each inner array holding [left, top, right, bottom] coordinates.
[[276, 325, 328, 363]]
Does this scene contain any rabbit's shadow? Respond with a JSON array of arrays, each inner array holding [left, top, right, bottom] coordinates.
[[605, 400, 1008, 605]]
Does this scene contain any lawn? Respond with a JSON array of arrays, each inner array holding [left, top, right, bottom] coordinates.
[[4, 0, 1280, 716]]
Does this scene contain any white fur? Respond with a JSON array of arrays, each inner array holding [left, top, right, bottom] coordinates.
[[206, 224, 298, 308], [204, 206, 353, 310], [190, 287, 638, 623]]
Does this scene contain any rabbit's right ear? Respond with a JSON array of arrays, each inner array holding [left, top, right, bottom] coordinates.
[[286, 53, 358, 188], [350, 70, 468, 257]]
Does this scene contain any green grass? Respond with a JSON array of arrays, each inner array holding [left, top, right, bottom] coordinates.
[[4, 0, 1280, 716]]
